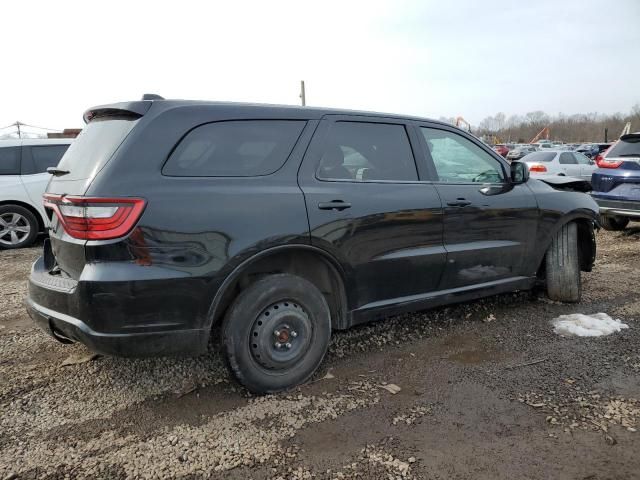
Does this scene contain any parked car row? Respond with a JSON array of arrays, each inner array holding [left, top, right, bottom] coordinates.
[[514, 134, 639, 231], [523, 150, 595, 181], [491, 141, 613, 161]]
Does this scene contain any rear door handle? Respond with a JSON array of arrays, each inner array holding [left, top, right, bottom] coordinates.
[[318, 200, 352, 211], [446, 199, 471, 207]]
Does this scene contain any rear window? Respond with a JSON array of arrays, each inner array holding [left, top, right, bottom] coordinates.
[[56, 116, 138, 180], [163, 120, 306, 177], [31, 145, 70, 173], [0, 147, 20, 175], [524, 152, 556, 162], [606, 137, 640, 158]]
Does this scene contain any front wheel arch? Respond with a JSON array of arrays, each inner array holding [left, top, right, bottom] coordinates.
[[535, 215, 597, 277]]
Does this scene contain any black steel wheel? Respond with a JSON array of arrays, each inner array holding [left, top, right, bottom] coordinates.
[[222, 273, 331, 394]]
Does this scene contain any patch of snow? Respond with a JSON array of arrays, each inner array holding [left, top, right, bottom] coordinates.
[[552, 313, 629, 337]]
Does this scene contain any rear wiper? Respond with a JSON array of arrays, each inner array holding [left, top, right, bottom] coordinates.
[[46, 167, 70, 176]]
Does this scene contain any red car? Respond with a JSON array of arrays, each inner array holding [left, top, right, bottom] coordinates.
[[492, 144, 512, 157]]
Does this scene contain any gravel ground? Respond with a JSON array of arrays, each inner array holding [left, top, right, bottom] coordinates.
[[1, 227, 640, 479]]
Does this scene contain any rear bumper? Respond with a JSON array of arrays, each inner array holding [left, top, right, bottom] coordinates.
[[26, 256, 210, 357], [26, 297, 207, 356], [592, 197, 640, 218]]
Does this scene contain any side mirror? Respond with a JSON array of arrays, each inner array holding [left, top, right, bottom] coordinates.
[[510, 161, 529, 184]]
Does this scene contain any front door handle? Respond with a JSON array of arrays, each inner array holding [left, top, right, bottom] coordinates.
[[318, 200, 352, 211], [446, 199, 471, 207]]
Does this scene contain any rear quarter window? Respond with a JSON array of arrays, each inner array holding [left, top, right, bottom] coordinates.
[[0, 147, 20, 175], [163, 120, 306, 177]]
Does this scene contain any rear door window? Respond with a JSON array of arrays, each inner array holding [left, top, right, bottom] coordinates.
[[163, 120, 306, 177], [317, 121, 418, 181], [30, 145, 70, 173], [559, 152, 576, 164], [572, 152, 591, 165], [0, 147, 20, 175]]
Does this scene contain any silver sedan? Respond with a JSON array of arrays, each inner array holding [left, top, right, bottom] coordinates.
[[522, 150, 596, 180]]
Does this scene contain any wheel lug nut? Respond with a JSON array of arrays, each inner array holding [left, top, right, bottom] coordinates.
[[274, 342, 282, 349], [290, 331, 298, 338], [285, 342, 292, 349], [274, 330, 280, 337]]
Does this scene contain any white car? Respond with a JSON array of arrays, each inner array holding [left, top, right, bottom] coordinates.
[[0, 139, 72, 248], [522, 150, 596, 181]]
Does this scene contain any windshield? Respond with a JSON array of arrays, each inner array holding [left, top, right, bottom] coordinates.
[[606, 136, 640, 158], [56, 116, 139, 181], [524, 151, 556, 162]]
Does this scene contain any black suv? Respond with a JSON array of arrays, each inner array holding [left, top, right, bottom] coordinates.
[[27, 96, 598, 393]]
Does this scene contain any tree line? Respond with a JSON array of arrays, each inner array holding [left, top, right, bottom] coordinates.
[[440, 104, 640, 144]]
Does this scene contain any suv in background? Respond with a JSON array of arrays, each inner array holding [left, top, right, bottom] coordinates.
[[577, 143, 599, 158], [591, 132, 640, 230], [27, 97, 598, 393], [506, 145, 537, 161], [0, 139, 71, 248]]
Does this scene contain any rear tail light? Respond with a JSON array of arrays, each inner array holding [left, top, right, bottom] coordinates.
[[595, 156, 623, 169], [529, 164, 547, 173], [43, 195, 146, 240], [595, 144, 616, 168]]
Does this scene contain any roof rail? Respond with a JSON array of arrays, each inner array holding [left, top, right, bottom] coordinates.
[[141, 93, 164, 100]]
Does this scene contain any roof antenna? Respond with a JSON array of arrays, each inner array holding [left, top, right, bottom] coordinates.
[[142, 93, 164, 101]]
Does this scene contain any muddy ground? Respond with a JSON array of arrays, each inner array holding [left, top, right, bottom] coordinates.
[[1, 228, 640, 479]]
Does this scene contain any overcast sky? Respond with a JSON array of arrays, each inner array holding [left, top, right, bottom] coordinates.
[[1, 0, 638, 131]]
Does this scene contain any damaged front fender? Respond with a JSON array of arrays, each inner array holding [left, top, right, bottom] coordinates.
[[536, 175, 592, 193]]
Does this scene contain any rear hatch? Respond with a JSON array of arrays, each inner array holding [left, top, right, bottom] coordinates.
[[44, 109, 143, 278], [592, 133, 640, 197]]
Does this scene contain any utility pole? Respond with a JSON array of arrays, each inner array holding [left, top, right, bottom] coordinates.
[[299, 80, 306, 106], [604, 128, 608, 143], [16, 121, 21, 139]]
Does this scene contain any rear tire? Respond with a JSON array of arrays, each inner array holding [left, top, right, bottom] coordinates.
[[600, 215, 629, 231], [545, 222, 581, 303], [222, 273, 331, 394], [0, 204, 38, 249]]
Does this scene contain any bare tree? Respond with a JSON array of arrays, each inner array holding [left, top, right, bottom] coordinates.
[[475, 106, 639, 143]]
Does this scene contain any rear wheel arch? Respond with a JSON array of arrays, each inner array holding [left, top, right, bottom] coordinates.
[[206, 245, 350, 334]]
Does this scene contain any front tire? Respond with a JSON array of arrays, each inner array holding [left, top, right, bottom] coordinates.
[[222, 273, 331, 394], [545, 222, 581, 303], [0, 205, 39, 249], [600, 215, 629, 231]]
